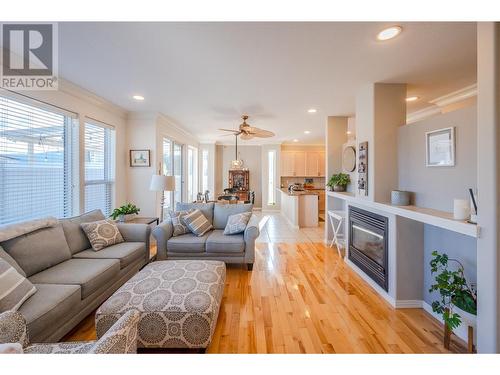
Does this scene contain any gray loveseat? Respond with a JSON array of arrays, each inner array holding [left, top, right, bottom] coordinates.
[[152, 203, 259, 270], [0, 210, 150, 343]]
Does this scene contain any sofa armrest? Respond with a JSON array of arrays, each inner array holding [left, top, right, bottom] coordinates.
[[243, 214, 260, 264], [152, 219, 174, 261], [92, 310, 140, 354], [0, 311, 29, 348], [116, 223, 151, 264]]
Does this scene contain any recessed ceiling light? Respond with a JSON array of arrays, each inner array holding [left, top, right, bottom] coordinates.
[[406, 96, 419, 102], [346, 131, 352, 135], [307, 108, 317, 113], [376, 26, 402, 41], [304, 130, 311, 134], [132, 95, 145, 101], [293, 139, 299, 143]]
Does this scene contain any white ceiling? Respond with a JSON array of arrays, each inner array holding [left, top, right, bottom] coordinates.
[[58, 22, 477, 145]]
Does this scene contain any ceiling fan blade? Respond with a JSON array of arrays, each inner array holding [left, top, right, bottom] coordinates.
[[218, 128, 240, 133], [248, 127, 275, 138], [240, 133, 254, 140]]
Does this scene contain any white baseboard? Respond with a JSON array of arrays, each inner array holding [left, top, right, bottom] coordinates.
[[395, 300, 423, 308]]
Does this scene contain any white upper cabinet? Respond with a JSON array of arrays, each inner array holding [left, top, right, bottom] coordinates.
[[281, 150, 325, 177]]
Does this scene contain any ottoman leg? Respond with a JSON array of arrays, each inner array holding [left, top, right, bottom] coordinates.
[[247, 263, 253, 271]]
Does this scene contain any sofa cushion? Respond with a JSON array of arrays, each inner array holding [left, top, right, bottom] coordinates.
[[206, 230, 245, 254], [0, 244, 26, 277], [18, 283, 81, 342], [167, 232, 211, 253], [176, 202, 214, 224], [28, 258, 120, 299], [60, 210, 106, 254], [0, 259, 37, 312], [213, 203, 253, 230], [73, 242, 145, 269], [1, 224, 72, 277]]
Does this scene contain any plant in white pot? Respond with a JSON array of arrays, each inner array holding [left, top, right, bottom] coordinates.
[[110, 203, 140, 222], [429, 251, 477, 351], [327, 173, 351, 192]]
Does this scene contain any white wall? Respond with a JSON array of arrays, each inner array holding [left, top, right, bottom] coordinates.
[[398, 104, 477, 212], [126, 112, 200, 218], [218, 145, 262, 208], [5, 79, 129, 213]]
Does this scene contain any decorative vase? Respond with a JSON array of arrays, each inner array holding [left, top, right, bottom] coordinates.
[[117, 214, 125, 222], [333, 184, 346, 192], [391, 190, 411, 206]]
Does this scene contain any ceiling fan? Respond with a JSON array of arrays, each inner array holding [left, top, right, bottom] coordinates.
[[218, 115, 275, 140]]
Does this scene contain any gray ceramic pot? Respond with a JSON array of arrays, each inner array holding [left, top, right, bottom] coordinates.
[[333, 185, 346, 192], [391, 190, 411, 206]]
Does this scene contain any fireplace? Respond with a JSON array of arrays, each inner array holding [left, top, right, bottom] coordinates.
[[348, 206, 389, 291]]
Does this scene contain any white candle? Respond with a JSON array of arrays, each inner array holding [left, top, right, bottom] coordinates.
[[453, 199, 470, 220]]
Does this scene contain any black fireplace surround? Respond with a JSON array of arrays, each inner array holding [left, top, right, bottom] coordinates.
[[348, 206, 389, 291]]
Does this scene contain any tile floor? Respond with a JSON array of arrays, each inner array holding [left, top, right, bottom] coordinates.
[[255, 212, 326, 244]]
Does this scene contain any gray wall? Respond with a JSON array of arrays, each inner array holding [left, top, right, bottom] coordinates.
[[423, 225, 477, 305], [219, 145, 262, 208], [398, 105, 477, 212]]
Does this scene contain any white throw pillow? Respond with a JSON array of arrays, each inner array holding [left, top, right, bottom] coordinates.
[[224, 212, 252, 235]]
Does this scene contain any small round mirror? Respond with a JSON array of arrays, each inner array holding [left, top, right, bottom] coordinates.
[[342, 146, 356, 172]]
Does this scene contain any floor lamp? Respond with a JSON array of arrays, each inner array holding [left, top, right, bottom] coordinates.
[[150, 175, 176, 222]]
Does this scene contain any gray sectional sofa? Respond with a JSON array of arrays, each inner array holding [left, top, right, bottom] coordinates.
[[0, 210, 150, 343], [152, 202, 260, 270]]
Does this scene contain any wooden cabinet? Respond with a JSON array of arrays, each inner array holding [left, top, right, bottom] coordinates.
[[294, 152, 306, 176], [318, 190, 326, 212], [281, 150, 326, 177], [281, 152, 295, 176]]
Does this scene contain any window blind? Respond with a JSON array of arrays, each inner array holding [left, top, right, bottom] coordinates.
[[84, 121, 115, 217], [0, 94, 77, 225]]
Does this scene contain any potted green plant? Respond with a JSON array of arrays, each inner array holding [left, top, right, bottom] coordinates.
[[110, 203, 140, 222], [429, 250, 477, 349], [327, 173, 351, 192]]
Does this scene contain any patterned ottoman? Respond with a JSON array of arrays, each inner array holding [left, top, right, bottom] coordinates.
[[95, 260, 226, 349]]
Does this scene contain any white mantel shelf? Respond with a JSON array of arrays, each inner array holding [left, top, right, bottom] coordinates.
[[328, 191, 478, 238]]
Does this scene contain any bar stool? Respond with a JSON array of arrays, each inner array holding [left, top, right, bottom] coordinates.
[[327, 210, 346, 258]]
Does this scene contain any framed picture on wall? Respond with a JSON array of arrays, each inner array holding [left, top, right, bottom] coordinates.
[[426, 127, 455, 167], [130, 149, 151, 167]]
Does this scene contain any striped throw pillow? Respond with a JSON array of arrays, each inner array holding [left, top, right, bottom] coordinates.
[[183, 209, 213, 236], [0, 259, 37, 312]]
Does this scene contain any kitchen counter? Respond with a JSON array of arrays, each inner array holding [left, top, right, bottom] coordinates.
[[279, 188, 319, 196], [278, 188, 319, 228]]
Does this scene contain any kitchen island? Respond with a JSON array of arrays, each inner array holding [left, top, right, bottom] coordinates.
[[278, 188, 319, 228]]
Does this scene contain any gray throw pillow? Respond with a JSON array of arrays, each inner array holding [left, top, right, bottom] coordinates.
[[223, 212, 252, 235], [183, 209, 213, 236], [80, 219, 124, 251], [0, 259, 37, 312], [169, 209, 194, 237]]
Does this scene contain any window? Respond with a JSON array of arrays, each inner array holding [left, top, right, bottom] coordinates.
[[84, 121, 115, 216], [267, 150, 276, 205], [0, 94, 77, 225], [163, 137, 183, 207], [201, 148, 209, 193], [187, 146, 198, 202]]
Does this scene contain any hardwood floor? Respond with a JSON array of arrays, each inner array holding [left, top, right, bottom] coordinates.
[[64, 214, 466, 353]]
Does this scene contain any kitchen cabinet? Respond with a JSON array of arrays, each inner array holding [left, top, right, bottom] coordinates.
[[281, 150, 326, 177]]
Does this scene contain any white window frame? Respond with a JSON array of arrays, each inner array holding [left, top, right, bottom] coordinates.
[[83, 118, 115, 217], [268, 149, 277, 206]]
